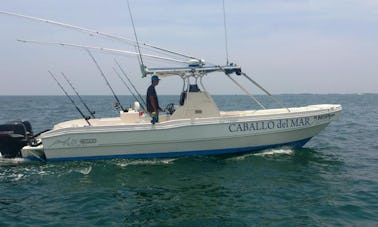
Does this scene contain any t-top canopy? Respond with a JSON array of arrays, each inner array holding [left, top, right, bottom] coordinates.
[[145, 65, 242, 77]]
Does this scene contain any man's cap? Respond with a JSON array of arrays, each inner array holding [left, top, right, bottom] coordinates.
[[151, 75, 160, 82]]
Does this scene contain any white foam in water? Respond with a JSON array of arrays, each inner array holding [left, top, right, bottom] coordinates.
[[117, 158, 176, 167], [76, 166, 92, 175], [253, 148, 294, 156], [0, 157, 30, 165], [230, 148, 294, 161], [68, 166, 93, 175], [14, 173, 24, 181], [1, 172, 25, 182]]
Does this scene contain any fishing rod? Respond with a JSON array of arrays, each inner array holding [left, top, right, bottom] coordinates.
[[114, 59, 147, 108], [112, 67, 146, 111], [113, 66, 155, 123], [0, 11, 200, 62], [61, 72, 96, 118], [86, 49, 127, 112], [48, 70, 91, 126], [16, 39, 189, 64]]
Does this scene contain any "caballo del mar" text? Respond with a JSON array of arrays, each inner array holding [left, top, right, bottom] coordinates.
[[228, 117, 311, 133]]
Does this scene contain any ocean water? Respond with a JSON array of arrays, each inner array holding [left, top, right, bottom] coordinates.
[[0, 94, 377, 226]]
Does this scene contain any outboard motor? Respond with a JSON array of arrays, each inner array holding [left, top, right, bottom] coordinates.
[[0, 121, 33, 158]]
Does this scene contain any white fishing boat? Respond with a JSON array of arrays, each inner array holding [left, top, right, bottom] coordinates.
[[0, 10, 341, 161], [20, 64, 341, 161]]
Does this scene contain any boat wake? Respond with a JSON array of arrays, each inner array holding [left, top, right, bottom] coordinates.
[[0, 161, 51, 182], [0, 156, 31, 166]]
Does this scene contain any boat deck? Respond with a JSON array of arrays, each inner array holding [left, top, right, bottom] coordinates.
[[52, 104, 341, 130]]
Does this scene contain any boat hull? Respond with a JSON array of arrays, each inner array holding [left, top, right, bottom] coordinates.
[[22, 104, 341, 161]]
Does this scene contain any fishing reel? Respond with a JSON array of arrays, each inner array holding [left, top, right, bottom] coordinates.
[[113, 102, 121, 110]]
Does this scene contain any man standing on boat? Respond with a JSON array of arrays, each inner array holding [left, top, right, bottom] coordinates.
[[146, 75, 162, 124]]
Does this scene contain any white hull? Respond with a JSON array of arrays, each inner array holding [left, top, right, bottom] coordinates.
[[22, 104, 341, 161]]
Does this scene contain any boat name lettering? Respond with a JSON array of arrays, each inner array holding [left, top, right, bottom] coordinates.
[[50, 137, 97, 147], [314, 113, 335, 121], [228, 117, 311, 133], [80, 138, 97, 144]]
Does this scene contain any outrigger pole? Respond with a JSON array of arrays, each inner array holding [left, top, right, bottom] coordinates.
[[86, 49, 127, 112], [16, 39, 188, 64], [0, 11, 200, 62], [48, 70, 91, 126], [61, 72, 96, 118], [6, 10, 289, 112]]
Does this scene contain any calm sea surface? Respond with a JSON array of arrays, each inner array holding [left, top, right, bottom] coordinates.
[[0, 94, 377, 226]]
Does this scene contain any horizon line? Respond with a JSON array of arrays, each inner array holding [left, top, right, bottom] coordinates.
[[0, 92, 376, 96]]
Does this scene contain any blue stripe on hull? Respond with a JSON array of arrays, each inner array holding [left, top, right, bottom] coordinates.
[[45, 137, 312, 162]]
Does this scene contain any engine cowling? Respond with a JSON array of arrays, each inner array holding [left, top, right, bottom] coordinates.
[[0, 121, 33, 158]]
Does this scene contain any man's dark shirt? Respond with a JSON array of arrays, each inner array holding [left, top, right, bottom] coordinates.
[[146, 84, 159, 113]]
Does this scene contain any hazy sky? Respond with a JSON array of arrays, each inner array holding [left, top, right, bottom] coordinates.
[[1, 0, 377, 95]]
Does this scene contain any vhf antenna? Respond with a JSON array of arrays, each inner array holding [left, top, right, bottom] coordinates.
[[222, 0, 230, 65], [126, 0, 147, 77]]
